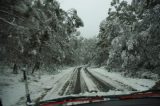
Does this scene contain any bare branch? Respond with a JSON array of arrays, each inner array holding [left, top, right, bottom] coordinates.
[[0, 17, 26, 29], [0, 17, 40, 30], [0, 10, 25, 20]]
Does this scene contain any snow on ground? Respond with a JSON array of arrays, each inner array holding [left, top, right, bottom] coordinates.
[[88, 69, 133, 91], [0, 73, 25, 106], [89, 67, 156, 91], [81, 90, 132, 96], [0, 67, 74, 106], [0, 66, 157, 106], [42, 67, 75, 100], [81, 68, 99, 92]]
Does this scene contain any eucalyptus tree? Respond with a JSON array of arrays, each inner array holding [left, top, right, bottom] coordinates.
[[0, 0, 83, 73], [96, 0, 160, 75]]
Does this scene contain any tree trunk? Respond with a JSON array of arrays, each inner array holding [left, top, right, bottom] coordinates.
[[32, 62, 40, 74], [13, 63, 18, 74]]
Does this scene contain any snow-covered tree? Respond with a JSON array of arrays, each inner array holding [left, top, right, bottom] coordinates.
[[96, 0, 160, 75], [0, 0, 83, 73]]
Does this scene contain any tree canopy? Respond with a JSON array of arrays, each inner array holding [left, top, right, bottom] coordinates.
[[95, 0, 160, 75], [0, 0, 84, 71]]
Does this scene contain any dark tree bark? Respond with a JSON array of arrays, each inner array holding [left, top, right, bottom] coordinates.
[[13, 63, 18, 74], [32, 61, 40, 74]]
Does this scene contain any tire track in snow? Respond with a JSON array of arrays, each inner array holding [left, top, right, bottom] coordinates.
[[89, 69, 137, 91], [84, 68, 115, 92], [59, 67, 87, 95], [62, 68, 79, 95], [81, 68, 99, 92], [73, 67, 82, 94], [80, 70, 89, 93], [42, 68, 75, 100]]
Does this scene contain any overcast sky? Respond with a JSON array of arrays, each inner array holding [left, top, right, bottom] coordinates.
[[58, 0, 131, 38]]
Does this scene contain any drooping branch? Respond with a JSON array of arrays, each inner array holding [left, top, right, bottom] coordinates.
[[0, 17, 25, 29], [0, 17, 40, 30], [0, 10, 25, 20]]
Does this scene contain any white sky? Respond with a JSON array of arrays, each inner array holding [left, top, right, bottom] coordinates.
[[58, 0, 131, 38]]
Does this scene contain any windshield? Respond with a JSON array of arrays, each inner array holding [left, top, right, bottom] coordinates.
[[0, 0, 160, 106]]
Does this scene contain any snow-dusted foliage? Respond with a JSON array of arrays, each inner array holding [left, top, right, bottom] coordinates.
[[0, 0, 84, 72], [67, 36, 98, 65], [96, 0, 160, 76]]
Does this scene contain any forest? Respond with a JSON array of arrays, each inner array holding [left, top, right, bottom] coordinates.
[[0, 0, 84, 73], [95, 0, 160, 78], [1, 0, 160, 106], [0, 0, 160, 79]]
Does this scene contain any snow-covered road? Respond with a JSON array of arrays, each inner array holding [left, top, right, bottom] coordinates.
[[0, 67, 156, 106], [42, 67, 155, 101]]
